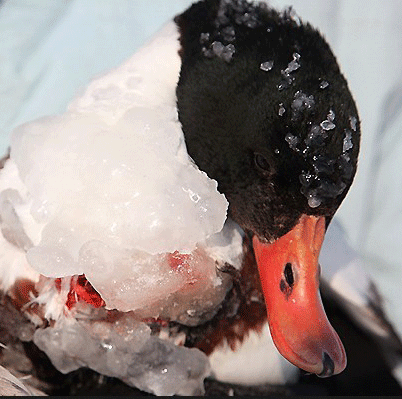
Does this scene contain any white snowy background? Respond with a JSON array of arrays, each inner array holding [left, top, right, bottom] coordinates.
[[1, 0, 402, 366]]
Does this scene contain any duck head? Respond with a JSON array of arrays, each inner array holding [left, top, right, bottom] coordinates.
[[175, 0, 360, 377]]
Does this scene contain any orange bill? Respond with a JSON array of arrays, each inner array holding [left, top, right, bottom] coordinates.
[[252, 214, 346, 376]]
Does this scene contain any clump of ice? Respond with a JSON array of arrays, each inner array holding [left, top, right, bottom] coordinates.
[[320, 109, 336, 130], [0, 21, 237, 317], [343, 130, 353, 152], [0, 20, 249, 398], [278, 53, 301, 90], [284, 52, 300, 74], [203, 41, 236, 62], [213, 41, 236, 62], [285, 132, 299, 151], [33, 313, 211, 396], [291, 90, 314, 117], [319, 80, 329, 89], [349, 115, 357, 131], [260, 60, 274, 72], [11, 107, 227, 268]]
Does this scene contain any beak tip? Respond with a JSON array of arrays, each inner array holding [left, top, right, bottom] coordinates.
[[317, 352, 335, 378], [316, 344, 347, 377]]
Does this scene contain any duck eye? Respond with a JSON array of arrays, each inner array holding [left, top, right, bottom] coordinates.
[[254, 153, 271, 173]]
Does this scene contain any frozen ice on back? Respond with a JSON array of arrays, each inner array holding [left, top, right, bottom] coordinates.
[[1, 22, 236, 313]]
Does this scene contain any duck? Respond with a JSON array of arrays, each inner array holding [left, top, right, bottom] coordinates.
[[174, 0, 359, 378], [1, 0, 402, 396]]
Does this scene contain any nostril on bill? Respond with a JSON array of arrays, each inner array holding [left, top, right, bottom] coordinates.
[[317, 352, 335, 378], [284, 262, 294, 286]]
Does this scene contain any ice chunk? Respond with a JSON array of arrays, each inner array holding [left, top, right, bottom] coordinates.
[[79, 240, 231, 318], [0, 21, 230, 315], [279, 53, 301, 90], [350, 115, 358, 131], [305, 125, 327, 148], [285, 133, 299, 151], [320, 109, 336, 130], [320, 80, 329, 89], [292, 90, 314, 111], [212, 41, 225, 56], [211, 41, 236, 62], [260, 60, 274, 71], [284, 53, 300, 74], [11, 108, 227, 270], [33, 314, 210, 396], [320, 120, 335, 130], [291, 90, 314, 119], [343, 130, 353, 152], [307, 195, 321, 208]]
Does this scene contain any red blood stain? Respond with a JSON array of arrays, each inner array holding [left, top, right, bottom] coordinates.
[[54, 275, 105, 309]]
